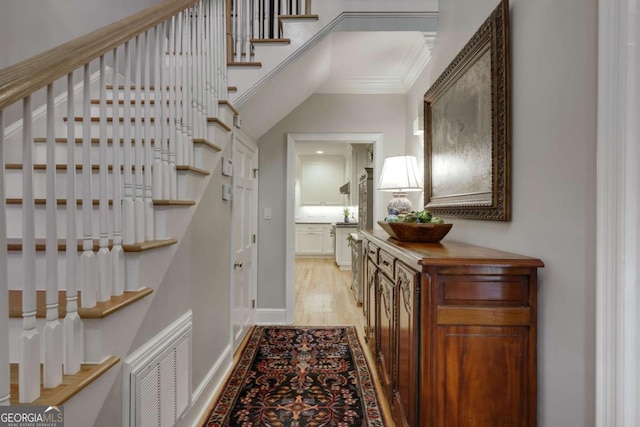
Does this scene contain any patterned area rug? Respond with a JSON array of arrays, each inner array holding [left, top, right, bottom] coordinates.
[[204, 326, 385, 426]]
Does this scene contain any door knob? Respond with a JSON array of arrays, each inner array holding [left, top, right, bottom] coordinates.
[[234, 261, 243, 269]]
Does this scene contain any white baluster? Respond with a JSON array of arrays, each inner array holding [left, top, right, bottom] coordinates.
[[144, 31, 155, 241], [200, 1, 208, 136], [244, 0, 251, 59], [159, 22, 171, 201], [175, 13, 185, 167], [98, 56, 112, 302], [253, 0, 260, 39], [168, 16, 178, 199], [189, 9, 198, 164], [111, 49, 125, 297], [204, 1, 212, 119], [44, 83, 63, 389], [270, 0, 282, 39], [64, 73, 83, 375], [0, 110, 10, 406], [264, 0, 270, 39], [20, 95, 40, 403], [153, 25, 164, 201], [222, 0, 230, 101], [81, 64, 98, 309], [194, 4, 205, 139], [213, 0, 222, 118], [123, 41, 136, 246], [234, 0, 241, 62], [134, 35, 145, 244], [185, 11, 194, 166], [282, 0, 288, 16]]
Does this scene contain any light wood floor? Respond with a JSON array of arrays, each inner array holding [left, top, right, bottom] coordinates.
[[294, 257, 395, 426]]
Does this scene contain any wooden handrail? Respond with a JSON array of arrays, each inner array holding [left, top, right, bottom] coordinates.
[[0, 0, 200, 111]]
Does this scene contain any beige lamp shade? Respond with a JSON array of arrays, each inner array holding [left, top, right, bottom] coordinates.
[[378, 155, 423, 214]]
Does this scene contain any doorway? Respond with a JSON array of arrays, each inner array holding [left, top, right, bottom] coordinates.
[[284, 133, 383, 323]]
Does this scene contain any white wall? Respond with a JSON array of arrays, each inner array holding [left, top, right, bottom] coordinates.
[[254, 93, 406, 308], [92, 146, 234, 427], [0, 0, 163, 70], [406, 0, 597, 425]]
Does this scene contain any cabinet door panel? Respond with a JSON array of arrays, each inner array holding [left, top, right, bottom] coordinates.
[[436, 326, 529, 427], [297, 231, 324, 254], [377, 272, 395, 400], [395, 262, 419, 427], [364, 258, 377, 353]]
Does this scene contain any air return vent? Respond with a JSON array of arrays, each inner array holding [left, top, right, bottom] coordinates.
[[123, 311, 192, 427]]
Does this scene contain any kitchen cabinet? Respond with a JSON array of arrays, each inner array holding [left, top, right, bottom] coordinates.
[[334, 225, 357, 269], [299, 155, 345, 206], [362, 230, 543, 427], [295, 224, 333, 256], [350, 233, 363, 305]]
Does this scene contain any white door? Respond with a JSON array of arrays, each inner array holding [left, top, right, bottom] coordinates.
[[232, 133, 257, 351]]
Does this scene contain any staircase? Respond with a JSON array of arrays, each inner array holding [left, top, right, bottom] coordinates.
[[0, 0, 318, 424]]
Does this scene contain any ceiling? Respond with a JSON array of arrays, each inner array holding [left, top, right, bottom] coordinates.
[[238, 31, 432, 139], [317, 31, 431, 94]]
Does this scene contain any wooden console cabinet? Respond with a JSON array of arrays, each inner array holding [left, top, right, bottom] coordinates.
[[361, 230, 544, 427]]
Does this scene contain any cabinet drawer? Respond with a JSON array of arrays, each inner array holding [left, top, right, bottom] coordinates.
[[440, 276, 530, 306], [378, 249, 394, 279], [366, 241, 379, 262]]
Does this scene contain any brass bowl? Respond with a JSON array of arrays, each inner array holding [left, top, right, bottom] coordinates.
[[378, 221, 452, 242]]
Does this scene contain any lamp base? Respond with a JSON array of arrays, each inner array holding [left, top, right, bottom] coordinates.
[[387, 192, 413, 214]]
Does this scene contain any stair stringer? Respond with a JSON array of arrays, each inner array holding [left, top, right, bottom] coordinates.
[[229, 0, 438, 107], [86, 134, 236, 427]]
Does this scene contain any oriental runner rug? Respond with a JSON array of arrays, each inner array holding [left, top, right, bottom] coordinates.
[[203, 326, 385, 426]]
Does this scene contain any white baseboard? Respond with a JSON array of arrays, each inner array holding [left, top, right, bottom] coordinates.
[[179, 343, 233, 427], [256, 309, 288, 325]]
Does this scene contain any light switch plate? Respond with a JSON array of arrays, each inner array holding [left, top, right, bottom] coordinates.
[[264, 207, 272, 220], [222, 184, 233, 201], [222, 156, 233, 176]]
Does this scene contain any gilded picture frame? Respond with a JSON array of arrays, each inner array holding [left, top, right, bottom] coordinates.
[[424, 0, 510, 221]]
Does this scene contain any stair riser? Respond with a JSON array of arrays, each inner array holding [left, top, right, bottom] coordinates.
[[5, 168, 116, 199], [5, 169, 195, 200], [68, 123, 161, 139], [7, 251, 75, 292], [33, 142, 151, 166], [89, 103, 208, 118], [7, 203, 118, 238]]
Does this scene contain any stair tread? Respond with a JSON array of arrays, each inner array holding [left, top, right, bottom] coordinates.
[[7, 237, 178, 252], [153, 199, 197, 206], [64, 116, 165, 122], [279, 14, 319, 20], [90, 99, 157, 105], [175, 165, 211, 176], [10, 356, 119, 406], [228, 61, 262, 68], [8, 288, 153, 319], [106, 84, 178, 90], [218, 100, 239, 115], [33, 137, 157, 144], [192, 137, 222, 152], [207, 117, 232, 132], [5, 197, 194, 205], [228, 86, 237, 93], [251, 38, 291, 44], [6, 163, 205, 172]]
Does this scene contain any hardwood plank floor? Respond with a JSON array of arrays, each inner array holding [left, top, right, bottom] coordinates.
[[294, 257, 395, 426]]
